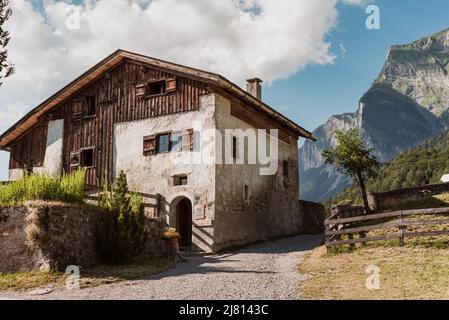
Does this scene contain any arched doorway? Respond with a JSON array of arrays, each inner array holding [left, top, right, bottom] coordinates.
[[176, 198, 192, 247]]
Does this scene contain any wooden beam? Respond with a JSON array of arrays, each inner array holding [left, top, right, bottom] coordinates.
[[325, 207, 449, 226]]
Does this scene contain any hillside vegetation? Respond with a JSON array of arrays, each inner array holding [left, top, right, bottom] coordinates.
[[328, 131, 449, 206]]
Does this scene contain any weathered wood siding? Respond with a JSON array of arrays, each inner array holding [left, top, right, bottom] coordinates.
[[9, 60, 209, 186], [9, 124, 48, 170]]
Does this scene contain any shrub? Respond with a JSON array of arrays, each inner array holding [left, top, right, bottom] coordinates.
[[0, 170, 86, 207], [97, 171, 147, 264]]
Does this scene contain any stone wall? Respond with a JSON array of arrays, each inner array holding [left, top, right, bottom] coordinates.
[[0, 206, 43, 272], [0, 201, 166, 273], [368, 183, 449, 210], [213, 94, 304, 250], [113, 93, 217, 252], [299, 200, 326, 234]]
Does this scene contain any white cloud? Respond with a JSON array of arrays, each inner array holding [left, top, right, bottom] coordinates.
[[0, 0, 363, 137], [340, 0, 369, 6]]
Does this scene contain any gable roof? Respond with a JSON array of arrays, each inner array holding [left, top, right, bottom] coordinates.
[[0, 49, 315, 149]]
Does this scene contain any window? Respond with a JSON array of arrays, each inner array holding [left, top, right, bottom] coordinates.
[[147, 80, 166, 96], [157, 134, 170, 153], [182, 129, 194, 152], [136, 77, 177, 98], [166, 78, 177, 92], [70, 148, 94, 170], [85, 96, 96, 117], [170, 131, 183, 152], [72, 100, 83, 121], [136, 84, 146, 97], [283, 160, 290, 188], [80, 148, 94, 168], [283, 160, 289, 179], [143, 135, 156, 155], [143, 129, 195, 156], [70, 151, 81, 168], [232, 136, 238, 159], [173, 175, 188, 186]]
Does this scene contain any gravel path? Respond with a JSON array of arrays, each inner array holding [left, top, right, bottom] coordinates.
[[0, 234, 323, 300]]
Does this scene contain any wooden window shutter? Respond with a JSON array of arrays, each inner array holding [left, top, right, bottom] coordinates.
[[136, 83, 147, 97], [70, 151, 81, 170], [182, 129, 194, 151], [72, 100, 83, 121], [166, 78, 177, 93], [143, 135, 156, 155]]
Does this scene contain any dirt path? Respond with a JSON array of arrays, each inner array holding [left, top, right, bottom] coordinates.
[[0, 234, 323, 300]]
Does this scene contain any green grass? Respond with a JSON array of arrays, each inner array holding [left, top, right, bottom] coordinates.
[[0, 259, 171, 291], [299, 245, 449, 300], [0, 170, 86, 207], [0, 271, 66, 291]]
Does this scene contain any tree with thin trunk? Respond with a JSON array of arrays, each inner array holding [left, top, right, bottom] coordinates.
[[0, 0, 13, 86], [322, 129, 380, 213]]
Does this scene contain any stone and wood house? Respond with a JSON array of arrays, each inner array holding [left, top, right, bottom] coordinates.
[[0, 50, 319, 253]]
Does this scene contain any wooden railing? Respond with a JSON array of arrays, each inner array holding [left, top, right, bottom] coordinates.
[[325, 207, 449, 249], [86, 192, 161, 217]]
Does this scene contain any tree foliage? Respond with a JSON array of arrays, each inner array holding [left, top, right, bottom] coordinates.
[[0, 0, 13, 86], [323, 129, 380, 212], [97, 171, 147, 264], [328, 130, 449, 207], [323, 129, 380, 180]]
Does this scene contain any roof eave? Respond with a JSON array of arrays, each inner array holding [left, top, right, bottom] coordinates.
[[0, 50, 315, 148]]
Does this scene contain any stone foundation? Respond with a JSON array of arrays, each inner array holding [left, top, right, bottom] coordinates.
[[0, 201, 167, 273], [299, 200, 326, 234]]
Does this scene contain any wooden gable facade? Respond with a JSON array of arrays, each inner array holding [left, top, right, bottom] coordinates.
[[8, 60, 209, 186], [3, 50, 314, 188]]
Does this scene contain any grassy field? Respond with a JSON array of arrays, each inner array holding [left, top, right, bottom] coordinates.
[[0, 259, 171, 291], [298, 245, 449, 300], [0, 271, 66, 291], [299, 193, 449, 300]]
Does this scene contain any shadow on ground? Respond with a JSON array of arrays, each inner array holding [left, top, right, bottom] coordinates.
[[146, 233, 325, 280]]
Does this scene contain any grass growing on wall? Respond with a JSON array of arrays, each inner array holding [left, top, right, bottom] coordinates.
[[0, 170, 86, 207]]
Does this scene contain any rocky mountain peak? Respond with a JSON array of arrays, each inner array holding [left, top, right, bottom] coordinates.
[[299, 27, 449, 202]]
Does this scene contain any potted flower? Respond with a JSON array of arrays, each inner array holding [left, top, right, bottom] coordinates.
[[162, 227, 181, 246]]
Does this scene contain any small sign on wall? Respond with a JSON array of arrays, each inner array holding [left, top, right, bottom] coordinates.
[[195, 205, 206, 220]]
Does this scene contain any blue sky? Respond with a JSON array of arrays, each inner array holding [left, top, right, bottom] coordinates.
[[268, 0, 449, 132], [1, 0, 449, 181]]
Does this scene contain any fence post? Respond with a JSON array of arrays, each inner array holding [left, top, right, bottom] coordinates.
[[399, 211, 405, 247], [348, 231, 355, 250], [156, 193, 161, 217]]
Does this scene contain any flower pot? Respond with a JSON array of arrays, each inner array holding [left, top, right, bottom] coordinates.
[[165, 237, 180, 261], [165, 237, 179, 246]]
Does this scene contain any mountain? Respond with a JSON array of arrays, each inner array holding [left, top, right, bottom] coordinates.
[[328, 130, 449, 206], [299, 28, 449, 202]]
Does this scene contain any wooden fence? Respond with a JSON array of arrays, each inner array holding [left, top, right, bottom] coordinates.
[[325, 207, 449, 249], [86, 191, 161, 217]]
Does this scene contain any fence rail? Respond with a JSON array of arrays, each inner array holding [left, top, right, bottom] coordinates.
[[85, 192, 161, 216], [325, 207, 449, 248]]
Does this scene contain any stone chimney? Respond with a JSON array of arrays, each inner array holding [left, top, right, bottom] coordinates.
[[246, 78, 263, 100]]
